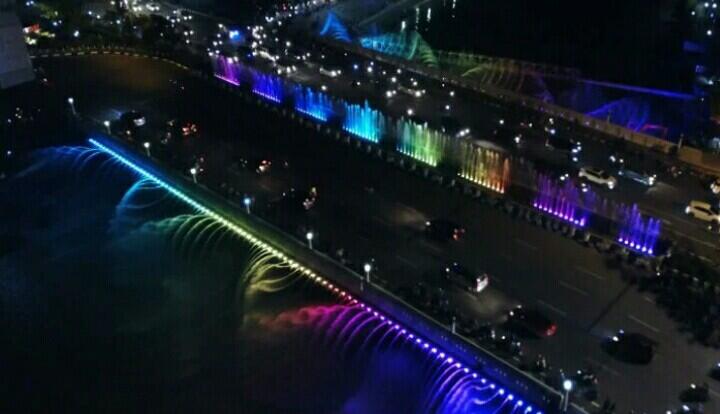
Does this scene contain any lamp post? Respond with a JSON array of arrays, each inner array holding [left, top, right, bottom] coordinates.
[[190, 167, 197, 183], [243, 196, 252, 214], [306, 231, 313, 249], [562, 379, 573, 412], [104, 120, 111, 134], [67, 97, 76, 116], [363, 262, 372, 283], [143, 141, 151, 156]]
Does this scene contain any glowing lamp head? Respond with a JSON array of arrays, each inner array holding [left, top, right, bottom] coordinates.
[[363, 263, 372, 273], [143, 142, 150, 149], [189, 167, 197, 175], [563, 379, 573, 391], [243, 197, 252, 206], [306, 231, 314, 241]]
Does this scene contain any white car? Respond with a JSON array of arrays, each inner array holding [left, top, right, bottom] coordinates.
[[685, 200, 720, 223], [319, 66, 342, 78], [146, 2, 161, 12], [579, 167, 617, 189], [711, 177, 720, 194]]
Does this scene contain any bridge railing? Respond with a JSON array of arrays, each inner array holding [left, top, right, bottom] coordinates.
[[319, 37, 720, 176], [89, 132, 590, 414]]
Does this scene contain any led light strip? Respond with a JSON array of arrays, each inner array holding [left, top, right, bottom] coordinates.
[[89, 137, 540, 414], [214, 74, 241, 86], [295, 107, 329, 122]]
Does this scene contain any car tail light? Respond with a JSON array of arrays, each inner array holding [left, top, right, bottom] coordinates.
[[546, 324, 557, 336]]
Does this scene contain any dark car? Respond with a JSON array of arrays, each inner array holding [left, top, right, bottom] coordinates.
[[119, 111, 146, 128], [506, 306, 557, 337], [443, 262, 489, 293], [545, 136, 582, 157], [618, 165, 656, 186], [269, 187, 317, 213], [602, 330, 655, 364], [425, 219, 465, 241]]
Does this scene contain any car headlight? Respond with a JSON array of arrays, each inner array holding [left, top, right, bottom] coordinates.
[[685, 206, 691, 214]]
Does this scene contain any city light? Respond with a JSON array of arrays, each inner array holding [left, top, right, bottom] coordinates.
[[88, 137, 538, 414]]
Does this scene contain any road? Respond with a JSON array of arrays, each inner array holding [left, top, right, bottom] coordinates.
[[33, 53, 720, 413]]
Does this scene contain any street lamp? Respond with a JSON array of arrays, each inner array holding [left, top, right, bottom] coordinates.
[[562, 379, 573, 412], [243, 196, 252, 214], [67, 97, 76, 116], [143, 141, 151, 156], [103, 120, 111, 134], [306, 231, 314, 249], [363, 262, 372, 283], [189, 167, 197, 183]]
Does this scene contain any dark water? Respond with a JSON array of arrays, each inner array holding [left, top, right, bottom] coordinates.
[[389, 0, 690, 90], [1, 145, 523, 413]]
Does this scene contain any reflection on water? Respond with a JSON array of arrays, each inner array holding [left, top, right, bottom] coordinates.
[[1, 146, 525, 413]]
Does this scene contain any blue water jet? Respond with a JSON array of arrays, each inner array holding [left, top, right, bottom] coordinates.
[[342, 100, 385, 143], [294, 86, 333, 122]]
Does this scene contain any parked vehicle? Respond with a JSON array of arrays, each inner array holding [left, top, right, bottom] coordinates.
[[685, 200, 720, 223], [506, 306, 557, 337], [579, 167, 617, 189], [443, 262, 490, 294]]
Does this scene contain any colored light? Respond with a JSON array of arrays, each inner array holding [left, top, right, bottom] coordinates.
[[90, 138, 538, 413]]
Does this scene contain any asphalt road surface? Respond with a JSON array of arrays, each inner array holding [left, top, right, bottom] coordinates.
[[35, 54, 720, 414]]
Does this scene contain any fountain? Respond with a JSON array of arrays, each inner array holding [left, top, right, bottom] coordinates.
[[212, 55, 243, 86], [457, 141, 510, 193], [294, 86, 334, 122], [395, 118, 450, 167], [533, 175, 588, 227], [616, 204, 661, 255], [268, 303, 532, 414], [342, 100, 386, 143], [252, 71, 284, 103]]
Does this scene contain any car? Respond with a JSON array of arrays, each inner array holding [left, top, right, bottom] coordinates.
[[506, 306, 557, 337], [533, 159, 572, 182], [546, 137, 582, 155], [618, 166, 656, 186], [438, 115, 470, 138], [685, 200, 720, 223], [711, 177, 720, 194], [424, 219, 465, 242], [146, 2, 161, 12], [443, 262, 489, 294], [579, 167, 617, 189], [255, 47, 278, 62], [602, 329, 655, 364], [275, 58, 297, 75], [319, 66, 342, 78], [270, 187, 317, 212], [180, 10, 192, 21], [398, 84, 425, 98], [120, 111, 146, 128]]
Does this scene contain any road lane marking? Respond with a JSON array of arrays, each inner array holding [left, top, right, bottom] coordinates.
[[396, 255, 420, 270], [537, 300, 567, 317], [575, 267, 605, 281], [642, 296, 655, 304], [558, 280, 588, 296], [586, 358, 621, 376], [419, 239, 443, 255], [628, 314, 660, 333], [710, 388, 720, 399], [514, 238, 537, 251]]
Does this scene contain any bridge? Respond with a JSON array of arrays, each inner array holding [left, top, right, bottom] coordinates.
[[89, 134, 585, 414]]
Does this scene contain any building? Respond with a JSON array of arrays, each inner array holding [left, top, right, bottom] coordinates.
[[0, 10, 34, 89]]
